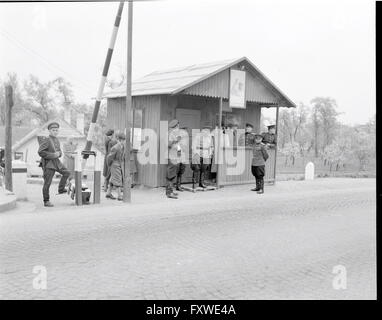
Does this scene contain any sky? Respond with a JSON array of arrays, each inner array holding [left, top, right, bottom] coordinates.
[[0, 0, 376, 125]]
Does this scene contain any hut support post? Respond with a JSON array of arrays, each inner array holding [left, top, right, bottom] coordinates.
[[216, 97, 223, 188], [4, 85, 13, 192], [273, 104, 280, 184], [123, 0, 133, 203]]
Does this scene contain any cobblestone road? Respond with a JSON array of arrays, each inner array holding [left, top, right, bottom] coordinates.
[[0, 178, 376, 299]]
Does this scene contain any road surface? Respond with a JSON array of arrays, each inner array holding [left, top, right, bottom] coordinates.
[[0, 178, 376, 299]]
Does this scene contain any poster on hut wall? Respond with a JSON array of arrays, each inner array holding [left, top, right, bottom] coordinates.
[[229, 69, 246, 109]]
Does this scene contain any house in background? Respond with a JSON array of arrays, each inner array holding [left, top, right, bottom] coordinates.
[[5, 109, 104, 177], [0, 126, 34, 160]]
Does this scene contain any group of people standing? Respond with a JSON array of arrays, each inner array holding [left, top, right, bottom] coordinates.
[[241, 122, 277, 194], [165, 120, 277, 199], [37, 119, 276, 206], [102, 129, 137, 201], [165, 119, 215, 199]]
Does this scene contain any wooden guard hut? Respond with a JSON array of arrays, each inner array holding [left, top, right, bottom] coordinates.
[[104, 57, 295, 188]]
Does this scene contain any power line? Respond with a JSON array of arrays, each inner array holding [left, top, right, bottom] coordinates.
[[0, 27, 96, 96]]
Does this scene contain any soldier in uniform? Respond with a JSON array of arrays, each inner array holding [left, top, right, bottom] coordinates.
[[38, 122, 70, 207], [102, 129, 117, 191], [106, 131, 126, 201], [191, 124, 214, 188], [261, 124, 277, 148], [166, 119, 182, 199], [250, 133, 269, 194], [239, 123, 255, 147], [174, 127, 188, 192]]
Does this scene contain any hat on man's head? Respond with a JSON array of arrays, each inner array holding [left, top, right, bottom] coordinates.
[[202, 122, 212, 130], [105, 129, 114, 136], [245, 123, 253, 128], [48, 122, 60, 130], [115, 132, 126, 140], [169, 119, 179, 128], [267, 124, 276, 129], [254, 132, 263, 138]]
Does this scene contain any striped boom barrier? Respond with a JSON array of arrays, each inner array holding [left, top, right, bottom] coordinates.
[[83, 1, 125, 159]]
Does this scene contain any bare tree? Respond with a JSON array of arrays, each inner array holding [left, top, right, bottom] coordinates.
[[0, 73, 31, 126], [52, 77, 74, 104], [23, 75, 57, 124], [311, 97, 339, 153]]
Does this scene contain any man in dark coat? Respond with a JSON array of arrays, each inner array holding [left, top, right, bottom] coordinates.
[[38, 122, 70, 207], [191, 124, 214, 188], [251, 133, 269, 194], [261, 124, 277, 148], [103, 129, 117, 191], [166, 119, 181, 199], [174, 127, 188, 192], [239, 123, 255, 147]]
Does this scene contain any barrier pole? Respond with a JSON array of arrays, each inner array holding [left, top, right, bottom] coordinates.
[[74, 151, 82, 205], [93, 152, 101, 204]]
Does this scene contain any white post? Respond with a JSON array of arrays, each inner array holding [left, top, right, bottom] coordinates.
[[11, 160, 28, 200], [305, 162, 315, 180]]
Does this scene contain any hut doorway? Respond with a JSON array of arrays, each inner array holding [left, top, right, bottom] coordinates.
[[175, 108, 201, 182]]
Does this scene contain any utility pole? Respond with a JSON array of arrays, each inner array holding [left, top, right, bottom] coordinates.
[[123, 0, 133, 203], [4, 85, 13, 192]]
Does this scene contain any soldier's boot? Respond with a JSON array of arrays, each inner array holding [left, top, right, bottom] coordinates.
[[175, 176, 184, 191], [251, 179, 260, 191], [166, 181, 178, 199], [257, 179, 264, 194], [199, 171, 207, 188], [44, 201, 54, 207]]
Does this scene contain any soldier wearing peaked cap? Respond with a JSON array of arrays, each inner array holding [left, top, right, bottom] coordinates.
[[38, 121, 70, 207], [239, 123, 255, 147], [250, 133, 269, 194], [174, 127, 189, 192], [191, 124, 214, 188], [103, 129, 117, 192], [262, 124, 277, 148]]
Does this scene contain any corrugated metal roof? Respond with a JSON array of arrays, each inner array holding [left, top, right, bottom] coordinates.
[[103, 57, 296, 108], [103, 58, 239, 98]]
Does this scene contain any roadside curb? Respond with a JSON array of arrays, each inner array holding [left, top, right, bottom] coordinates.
[[0, 191, 17, 213]]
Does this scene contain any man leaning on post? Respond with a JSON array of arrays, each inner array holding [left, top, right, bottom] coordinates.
[[38, 122, 70, 207]]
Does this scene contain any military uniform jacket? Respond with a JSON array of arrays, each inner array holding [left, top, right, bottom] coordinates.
[[251, 142, 269, 166], [239, 132, 255, 147], [38, 135, 64, 170], [168, 128, 183, 164], [103, 138, 117, 176], [261, 132, 277, 146]]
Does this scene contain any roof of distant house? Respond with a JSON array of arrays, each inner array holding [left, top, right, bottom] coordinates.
[[7, 118, 85, 150], [0, 126, 34, 148]]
